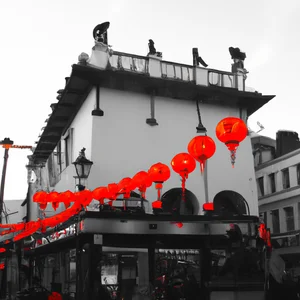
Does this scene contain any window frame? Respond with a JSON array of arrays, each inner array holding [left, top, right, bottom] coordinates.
[[268, 173, 276, 194], [284, 206, 295, 232], [282, 168, 290, 189], [271, 209, 280, 234]]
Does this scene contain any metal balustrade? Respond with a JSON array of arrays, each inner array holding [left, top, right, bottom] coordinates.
[[104, 51, 247, 91]]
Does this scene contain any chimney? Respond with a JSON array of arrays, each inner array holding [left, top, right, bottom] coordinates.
[[276, 130, 300, 157]]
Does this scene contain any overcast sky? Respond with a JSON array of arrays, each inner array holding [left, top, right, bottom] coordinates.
[[0, 0, 299, 201]]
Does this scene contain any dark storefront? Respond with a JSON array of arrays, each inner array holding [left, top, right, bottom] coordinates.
[[10, 212, 268, 300]]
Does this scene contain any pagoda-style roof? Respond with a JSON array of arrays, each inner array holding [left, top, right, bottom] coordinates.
[[33, 48, 275, 164]]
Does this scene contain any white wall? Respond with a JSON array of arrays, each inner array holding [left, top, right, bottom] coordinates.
[[85, 87, 258, 215], [54, 87, 95, 193]]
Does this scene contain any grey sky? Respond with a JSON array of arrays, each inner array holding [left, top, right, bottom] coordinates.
[[0, 0, 299, 200]]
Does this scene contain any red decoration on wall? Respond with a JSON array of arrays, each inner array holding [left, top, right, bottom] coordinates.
[[215, 117, 248, 167], [0, 263, 5, 270], [148, 163, 170, 210], [171, 153, 196, 201], [0, 248, 6, 253], [187, 136, 216, 173]]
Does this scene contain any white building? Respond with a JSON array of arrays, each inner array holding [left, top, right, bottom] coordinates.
[[25, 25, 274, 221]]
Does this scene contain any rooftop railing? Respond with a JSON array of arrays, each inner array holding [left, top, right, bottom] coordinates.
[[90, 48, 248, 92]]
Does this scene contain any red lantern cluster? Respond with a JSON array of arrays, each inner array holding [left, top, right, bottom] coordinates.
[[0, 116, 249, 244], [216, 117, 248, 167]]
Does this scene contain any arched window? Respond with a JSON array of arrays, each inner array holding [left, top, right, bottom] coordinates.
[[213, 191, 249, 216], [161, 188, 199, 215]]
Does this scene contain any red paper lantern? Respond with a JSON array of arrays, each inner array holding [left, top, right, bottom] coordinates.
[[59, 190, 75, 209], [148, 163, 170, 210], [93, 187, 109, 204], [215, 117, 248, 167], [0, 263, 5, 270], [107, 183, 119, 200], [52, 202, 59, 211], [148, 163, 170, 183], [39, 203, 47, 210], [47, 191, 60, 203], [187, 135, 216, 173], [118, 177, 133, 199], [0, 248, 6, 253], [80, 190, 93, 208], [33, 191, 47, 203], [132, 171, 152, 198], [171, 153, 196, 201], [118, 177, 134, 210]]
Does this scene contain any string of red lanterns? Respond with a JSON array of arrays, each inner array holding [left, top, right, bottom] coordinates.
[[0, 117, 247, 249]]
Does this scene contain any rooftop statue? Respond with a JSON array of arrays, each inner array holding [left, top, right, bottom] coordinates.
[[148, 39, 162, 58], [229, 47, 247, 73], [148, 39, 156, 55], [192, 48, 208, 67], [93, 22, 110, 45]]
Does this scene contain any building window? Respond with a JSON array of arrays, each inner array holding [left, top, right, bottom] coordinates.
[[57, 141, 63, 173], [257, 177, 264, 196], [271, 209, 280, 234], [63, 128, 73, 169], [284, 207, 295, 232], [263, 211, 267, 226], [282, 168, 290, 189], [268, 173, 276, 193], [65, 135, 70, 167], [297, 164, 300, 185]]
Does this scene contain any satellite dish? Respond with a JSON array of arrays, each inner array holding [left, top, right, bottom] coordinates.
[[93, 22, 110, 43]]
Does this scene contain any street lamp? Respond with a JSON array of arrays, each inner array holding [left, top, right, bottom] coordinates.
[[0, 138, 13, 224], [72, 148, 93, 188]]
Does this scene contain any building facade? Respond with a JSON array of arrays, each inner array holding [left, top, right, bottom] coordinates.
[[252, 130, 300, 282], [26, 25, 274, 221]]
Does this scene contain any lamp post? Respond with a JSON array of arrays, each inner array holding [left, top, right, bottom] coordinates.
[[0, 138, 13, 224], [72, 148, 93, 190]]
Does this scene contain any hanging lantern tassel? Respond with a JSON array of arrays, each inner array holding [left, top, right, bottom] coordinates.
[[229, 148, 237, 167], [200, 160, 205, 174], [156, 182, 162, 201], [181, 174, 187, 202]]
